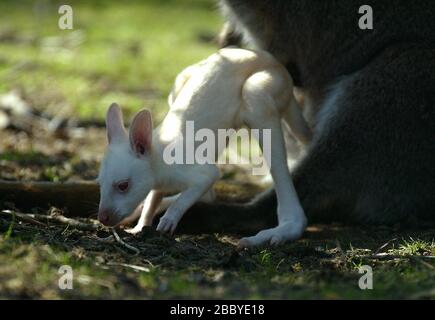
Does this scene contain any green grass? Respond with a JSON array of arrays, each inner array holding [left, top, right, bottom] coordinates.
[[1, 0, 434, 300], [398, 238, 434, 256], [1, 223, 434, 299], [0, 0, 222, 121]]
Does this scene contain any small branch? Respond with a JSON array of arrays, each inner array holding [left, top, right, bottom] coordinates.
[[0, 180, 99, 217], [0, 210, 46, 227], [359, 253, 435, 261], [106, 262, 150, 272], [111, 228, 140, 255], [374, 238, 398, 254], [0, 210, 99, 231]]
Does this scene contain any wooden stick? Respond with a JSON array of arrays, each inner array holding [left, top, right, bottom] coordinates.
[[111, 229, 140, 255], [0, 210, 99, 231], [359, 254, 435, 261], [0, 179, 272, 235], [0, 180, 99, 217]]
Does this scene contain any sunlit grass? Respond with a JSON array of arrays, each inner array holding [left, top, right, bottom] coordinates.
[[0, 0, 222, 122], [398, 238, 434, 256]]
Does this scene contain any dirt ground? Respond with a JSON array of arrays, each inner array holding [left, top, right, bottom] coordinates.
[[1, 126, 434, 299]]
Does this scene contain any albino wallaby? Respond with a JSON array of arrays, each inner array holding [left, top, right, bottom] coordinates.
[[97, 48, 312, 247]]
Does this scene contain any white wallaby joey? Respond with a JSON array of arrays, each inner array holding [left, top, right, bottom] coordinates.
[[97, 48, 312, 248]]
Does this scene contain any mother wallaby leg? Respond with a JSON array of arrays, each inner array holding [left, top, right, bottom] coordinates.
[[238, 72, 307, 247]]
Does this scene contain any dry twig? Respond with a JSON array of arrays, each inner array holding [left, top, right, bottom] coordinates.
[[111, 228, 141, 255]]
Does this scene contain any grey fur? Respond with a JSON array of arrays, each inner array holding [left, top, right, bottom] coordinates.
[[191, 0, 435, 226]]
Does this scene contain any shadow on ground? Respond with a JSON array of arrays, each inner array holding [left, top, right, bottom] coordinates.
[[1, 208, 434, 299]]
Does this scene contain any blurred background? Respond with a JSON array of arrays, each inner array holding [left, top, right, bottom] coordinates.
[[0, 0, 226, 182], [1, 0, 221, 118]]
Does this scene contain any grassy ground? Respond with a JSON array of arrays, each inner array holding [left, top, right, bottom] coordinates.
[[1, 211, 434, 299], [0, 0, 434, 299]]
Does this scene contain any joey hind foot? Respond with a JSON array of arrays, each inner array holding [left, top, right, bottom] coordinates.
[[237, 220, 306, 249]]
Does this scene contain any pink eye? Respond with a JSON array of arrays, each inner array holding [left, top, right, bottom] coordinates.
[[116, 181, 129, 193]]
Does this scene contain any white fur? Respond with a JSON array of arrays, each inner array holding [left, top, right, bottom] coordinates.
[[98, 48, 312, 247]]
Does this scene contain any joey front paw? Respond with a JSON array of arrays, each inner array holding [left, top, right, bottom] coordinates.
[[124, 217, 154, 235], [156, 215, 179, 235], [125, 224, 145, 235]]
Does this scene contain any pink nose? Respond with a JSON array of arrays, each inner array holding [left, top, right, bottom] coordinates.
[[98, 209, 112, 226]]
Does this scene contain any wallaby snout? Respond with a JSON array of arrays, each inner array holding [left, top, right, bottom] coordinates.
[[98, 208, 119, 226]]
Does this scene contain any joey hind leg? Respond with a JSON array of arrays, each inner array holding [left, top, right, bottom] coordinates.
[[239, 116, 307, 247], [240, 75, 307, 247]]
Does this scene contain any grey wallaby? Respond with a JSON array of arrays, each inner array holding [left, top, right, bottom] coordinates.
[[184, 0, 435, 228]]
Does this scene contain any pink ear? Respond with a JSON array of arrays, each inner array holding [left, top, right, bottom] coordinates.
[[106, 103, 127, 144], [129, 109, 153, 156]]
